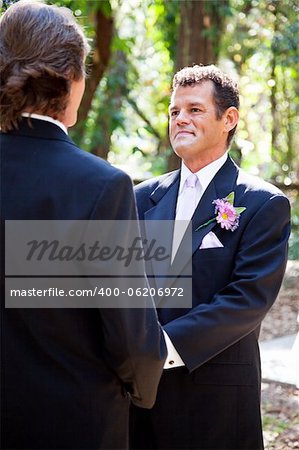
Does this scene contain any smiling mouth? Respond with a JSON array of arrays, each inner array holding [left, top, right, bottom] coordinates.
[[175, 131, 194, 137]]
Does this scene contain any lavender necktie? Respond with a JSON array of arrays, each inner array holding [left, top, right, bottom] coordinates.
[[172, 173, 199, 261]]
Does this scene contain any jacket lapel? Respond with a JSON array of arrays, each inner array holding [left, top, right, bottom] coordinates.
[[191, 156, 239, 254], [143, 171, 180, 288], [143, 157, 239, 291], [144, 170, 180, 221], [170, 156, 239, 279]]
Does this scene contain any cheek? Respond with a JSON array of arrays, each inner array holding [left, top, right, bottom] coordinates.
[[169, 123, 176, 142]]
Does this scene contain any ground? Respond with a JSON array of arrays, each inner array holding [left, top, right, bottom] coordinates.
[[262, 382, 299, 450], [260, 261, 299, 450]]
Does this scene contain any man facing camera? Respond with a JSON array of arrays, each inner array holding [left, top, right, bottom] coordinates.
[[0, 2, 166, 449], [130, 65, 290, 450]]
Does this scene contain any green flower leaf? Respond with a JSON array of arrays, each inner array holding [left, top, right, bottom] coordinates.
[[225, 192, 235, 204], [235, 206, 246, 214]]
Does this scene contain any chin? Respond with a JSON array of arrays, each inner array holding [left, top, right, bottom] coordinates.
[[173, 143, 194, 159]]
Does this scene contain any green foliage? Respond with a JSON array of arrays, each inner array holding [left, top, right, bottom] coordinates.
[[222, 0, 298, 191], [1, 0, 298, 252], [204, 0, 233, 59], [0, 0, 19, 14], [147, 0, 180, 62]]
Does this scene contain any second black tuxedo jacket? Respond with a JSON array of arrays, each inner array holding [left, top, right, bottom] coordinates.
[[1, 118, 166, 450], [131, 156, 290, 450]]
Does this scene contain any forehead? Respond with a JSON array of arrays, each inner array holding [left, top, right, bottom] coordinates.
[[170, 80, 214, 106]]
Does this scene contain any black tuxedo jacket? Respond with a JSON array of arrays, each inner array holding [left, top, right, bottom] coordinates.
[[131, 156, 290, 450], [1, 118, 166, 450]]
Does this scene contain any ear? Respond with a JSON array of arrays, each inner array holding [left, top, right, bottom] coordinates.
[[223, 107, 239, 132]]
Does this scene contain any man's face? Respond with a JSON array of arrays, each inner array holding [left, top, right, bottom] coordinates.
[[169, 81, 230, 171]]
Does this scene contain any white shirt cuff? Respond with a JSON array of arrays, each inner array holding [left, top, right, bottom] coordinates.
[[162, 330, 185, 369]]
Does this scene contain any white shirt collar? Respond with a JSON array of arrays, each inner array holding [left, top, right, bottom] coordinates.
[[21, 113, 68, 135], [179, 152, 228, 194]]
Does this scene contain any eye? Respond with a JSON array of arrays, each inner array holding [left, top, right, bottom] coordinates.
[[170, 110, 179, 117], [191, 107, 201, 113]]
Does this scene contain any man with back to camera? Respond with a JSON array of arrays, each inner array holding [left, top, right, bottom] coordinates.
[[130, 64, 291, 450], [0, 1, 167, 449]]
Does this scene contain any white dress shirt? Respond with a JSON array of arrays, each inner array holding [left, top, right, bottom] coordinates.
[[163, 152, 228, 369], [21, 112, 68, 135], [176, 152, 228, 214]]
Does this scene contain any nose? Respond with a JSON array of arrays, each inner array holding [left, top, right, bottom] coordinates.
[[175, 109, 191, 125]]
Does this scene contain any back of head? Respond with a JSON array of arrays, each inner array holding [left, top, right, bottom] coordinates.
[[173, 64, 239, 147], [0, 0, 90, 132]]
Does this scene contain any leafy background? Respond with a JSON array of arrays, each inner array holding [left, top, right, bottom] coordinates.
[[1, 0, 298, 257]]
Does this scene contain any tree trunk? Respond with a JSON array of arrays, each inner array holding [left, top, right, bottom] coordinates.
[[175, 0, 215, 72], [167, 0, 226, 171], [91, 51, 128, 159], [74, 7, 113, 145]]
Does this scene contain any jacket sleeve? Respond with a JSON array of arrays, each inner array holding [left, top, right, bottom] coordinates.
[[164, 193, 291, 372], [90, 170, 167, 408]]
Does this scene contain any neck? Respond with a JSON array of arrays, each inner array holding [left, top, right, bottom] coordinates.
[[182, 151, 227, 173]]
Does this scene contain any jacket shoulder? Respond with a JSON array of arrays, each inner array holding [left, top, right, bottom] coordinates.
[[134, 171, 177, 197], [65, 142, 131, 186], [237, 169, 288, 201]]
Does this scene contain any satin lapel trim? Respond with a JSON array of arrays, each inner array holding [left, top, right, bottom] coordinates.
[[146, 170, 180, 220], [144, 171, 180, 289]]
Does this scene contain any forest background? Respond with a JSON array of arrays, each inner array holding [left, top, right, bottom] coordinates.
[[1, 0, 298, 258]]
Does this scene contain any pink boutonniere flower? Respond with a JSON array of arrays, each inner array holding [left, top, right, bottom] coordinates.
[[196, 192, 246, 232]]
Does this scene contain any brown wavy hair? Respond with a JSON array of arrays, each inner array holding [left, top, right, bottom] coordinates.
[[172, 65, 239, 147], [0, 0, 90, 132]]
